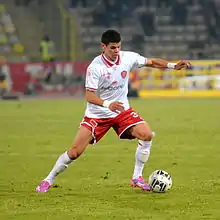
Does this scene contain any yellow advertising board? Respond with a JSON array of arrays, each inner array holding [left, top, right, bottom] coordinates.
[[130, 60, 220, 98]]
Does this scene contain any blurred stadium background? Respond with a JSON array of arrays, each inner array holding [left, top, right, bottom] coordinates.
[[1, 2, 220, 219], [1, 0, 220, 99]]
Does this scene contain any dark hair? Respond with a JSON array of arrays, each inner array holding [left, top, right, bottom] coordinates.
[[101, 30, 121, 45]]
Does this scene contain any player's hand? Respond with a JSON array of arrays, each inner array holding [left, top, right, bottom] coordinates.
[[174, 60, 192, 70], [109, 101, 125, 113]]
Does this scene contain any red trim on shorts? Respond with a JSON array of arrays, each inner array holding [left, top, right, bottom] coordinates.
[[113, 108, 146, 140], [80, 121, 97, 144], [118, 121, 146, 139]]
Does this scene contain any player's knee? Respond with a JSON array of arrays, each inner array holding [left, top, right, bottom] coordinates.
[[68, 148, 81, 160], [137, 131, 153, 141]]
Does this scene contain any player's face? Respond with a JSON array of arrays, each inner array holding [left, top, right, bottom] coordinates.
[[102, 42, 121, 61]]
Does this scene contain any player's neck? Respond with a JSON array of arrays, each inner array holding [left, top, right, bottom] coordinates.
[[103, 53, 117, 63]]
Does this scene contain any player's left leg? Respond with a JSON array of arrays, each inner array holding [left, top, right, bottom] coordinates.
[[128, 123, 153, 175], [113, 108, 153, 191], [128, 123, 153, 191]]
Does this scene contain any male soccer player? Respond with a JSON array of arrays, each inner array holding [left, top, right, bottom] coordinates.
[[36, 30, 191, 193]]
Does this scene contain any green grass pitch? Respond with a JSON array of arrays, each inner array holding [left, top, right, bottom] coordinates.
[[0, 98, 220, 220]]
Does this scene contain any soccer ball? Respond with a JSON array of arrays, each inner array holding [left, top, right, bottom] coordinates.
[[148, 170, 172, 193]]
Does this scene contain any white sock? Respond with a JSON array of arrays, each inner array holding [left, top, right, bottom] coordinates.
[[44, 151, 73, 185], [132, 140, 152, 179]]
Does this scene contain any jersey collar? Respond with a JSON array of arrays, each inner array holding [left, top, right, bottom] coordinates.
[[101, 53, 120, 67]]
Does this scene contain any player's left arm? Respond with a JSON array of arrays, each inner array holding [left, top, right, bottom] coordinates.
[[145, 59, 192, 70]]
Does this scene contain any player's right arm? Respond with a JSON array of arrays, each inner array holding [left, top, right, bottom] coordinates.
[[85, 90, 124, 113], [85, 65, 124, 113]]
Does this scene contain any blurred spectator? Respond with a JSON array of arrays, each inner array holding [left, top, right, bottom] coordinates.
[[138, 8, 155, 36], [25, 65, 64, 95], [171, 0, 187, 25], [39, 35, 56, 62], [212, 0, 220, 40], [70, 0, 87, 8], [103, 0, 123, 26], [93, 0, 124, 27], [92, 2, 110, 26], [202, 0, 220, 42], [117, 0, 131, 19], [0, 70, 7, 97]]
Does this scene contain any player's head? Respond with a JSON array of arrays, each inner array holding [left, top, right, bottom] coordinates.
[[101, 30, 121, 61]]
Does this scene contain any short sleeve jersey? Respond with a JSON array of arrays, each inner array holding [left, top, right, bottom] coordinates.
[[85, 51, 147, 118]]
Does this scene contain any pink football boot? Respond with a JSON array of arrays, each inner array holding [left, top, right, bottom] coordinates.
[[131, 176, 151, 191], [36, 180, 51, 193]]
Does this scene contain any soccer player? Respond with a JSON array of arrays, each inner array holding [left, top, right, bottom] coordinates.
[[36, 30, 191, 193]]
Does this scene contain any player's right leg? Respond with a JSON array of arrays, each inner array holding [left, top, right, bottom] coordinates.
[[36, 126, 93, 193]]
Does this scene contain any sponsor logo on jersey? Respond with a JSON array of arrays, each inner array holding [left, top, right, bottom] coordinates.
[[100, 84, 124, 91]]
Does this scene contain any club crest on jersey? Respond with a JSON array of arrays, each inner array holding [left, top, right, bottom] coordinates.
[[121, 71, 127, 79]]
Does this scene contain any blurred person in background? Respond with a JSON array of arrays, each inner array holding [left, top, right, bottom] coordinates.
[[92, 0, 125, 27], [92, 2, 110, 26], [138, 8, 155, 36], [202, 0, 220, 42], [0, 70, 7, 97], [103, 0, 123, 26], [171, 0, 187, 25], [37, 35, 56, 93], [39, 35, 56, 63], [36, 29, 191, 193], [0, 66, 19, 100], [25, 66, 53, 95]]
